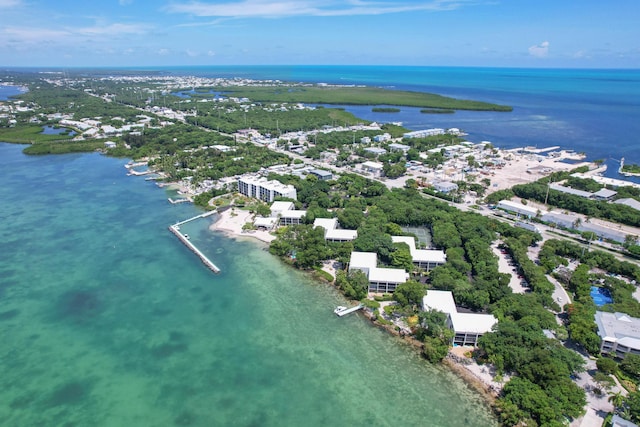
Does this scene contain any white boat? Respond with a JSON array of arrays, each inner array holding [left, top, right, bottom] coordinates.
[[334, 304, 364, 317]]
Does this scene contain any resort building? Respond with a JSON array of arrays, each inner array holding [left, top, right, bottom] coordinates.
[[349, 251, 409, 294], [595, 311, 640, 358], [268, 201, 306, 226], [422, 290, 498, 346], [238, 176, 297, 202], [391, 236, 446, 270], [313, 218, 357, 242], [403, 128, 445, 139]]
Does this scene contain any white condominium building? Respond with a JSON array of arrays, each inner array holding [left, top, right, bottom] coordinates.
[[238, 176, 297, 202]]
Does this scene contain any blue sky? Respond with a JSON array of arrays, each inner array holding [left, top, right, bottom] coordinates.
[[1, 0, 638, 68]]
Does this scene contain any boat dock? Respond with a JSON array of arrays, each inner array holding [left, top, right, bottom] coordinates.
[[334, 304, 364, 317], [169, 210, 220, 274], [168, 197, 191, 204]]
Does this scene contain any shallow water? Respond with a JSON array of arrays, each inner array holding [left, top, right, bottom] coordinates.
[[0, 143, 495, 426]]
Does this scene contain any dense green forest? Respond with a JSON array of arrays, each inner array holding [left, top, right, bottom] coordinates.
[[202, 85, 513, 111]]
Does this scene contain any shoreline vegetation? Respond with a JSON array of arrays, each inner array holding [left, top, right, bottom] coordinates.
[[207, 207, 501, 407], [202, 85, 513, 112], [5, 70, 640, 426]]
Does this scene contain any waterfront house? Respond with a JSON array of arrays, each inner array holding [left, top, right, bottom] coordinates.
[[348, 251, 409, 293], [422, 290, 498, 346], [391, 236, 446, 270], [313, 218, 357, 242]]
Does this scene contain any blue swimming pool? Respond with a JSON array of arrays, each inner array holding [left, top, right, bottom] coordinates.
[[591, 286, 613, 306]]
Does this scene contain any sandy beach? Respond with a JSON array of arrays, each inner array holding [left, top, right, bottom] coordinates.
[[209, 208, 276, 243]]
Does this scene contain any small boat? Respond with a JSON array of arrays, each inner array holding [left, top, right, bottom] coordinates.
[[184, 234, 190, 240]]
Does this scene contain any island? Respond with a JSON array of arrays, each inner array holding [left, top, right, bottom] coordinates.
[[2, 68, 640, 427]]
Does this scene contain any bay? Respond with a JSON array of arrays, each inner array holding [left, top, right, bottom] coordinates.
[[0, 142, 496, 426], [158, 65, 640, 181]]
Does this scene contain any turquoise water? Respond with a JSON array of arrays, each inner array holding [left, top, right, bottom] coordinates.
[[0, 143, 496, 426], [159, 65, 640, 176]]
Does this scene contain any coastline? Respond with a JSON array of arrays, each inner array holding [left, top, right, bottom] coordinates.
[[208, 207, 276, 244], [208, 205, 501, 410]]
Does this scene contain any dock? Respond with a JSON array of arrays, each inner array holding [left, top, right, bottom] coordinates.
[[169, 210, 220, 274], [168, 197, 191, 204], [334, 304, 364, 317]]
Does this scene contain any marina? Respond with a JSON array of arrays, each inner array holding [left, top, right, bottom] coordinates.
[[169, 210, 220, 273]]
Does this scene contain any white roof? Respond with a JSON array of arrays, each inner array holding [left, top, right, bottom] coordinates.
[[253, 217, 277, 227], [422, 290, 457, 314], [496, 200, 541, 217], [326, 229, 358, 241], [362, 161, 384, 170], [596, 311, 640, 351], [450, 312, 498, 334], [392, 236, 446, 263], [313, 217, 338, 231], [369, 267, 409, 284], [615, 198, 640, 211], [350, 252, 378, 270], [270, 201, 294, 214]]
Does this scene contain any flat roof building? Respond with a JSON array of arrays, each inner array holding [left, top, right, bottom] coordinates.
[[433, 181, 458, 194], [595, 311, 640, 358], [496, 200, 542, 218], [309, 169, 333, 181], [389, 143, 411, 153], [349, 251, 409, 294], [422, 290, 497, 346], [238, 176, 297, 202], [364, 147, 387, 156], [313, 218, 357, 242], [391, 236, 446, 270], [361, 161, 384, 176]]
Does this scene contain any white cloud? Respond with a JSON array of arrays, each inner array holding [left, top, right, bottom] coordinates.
[[165, 0, 476, 18], [2, 27, 71, 43], [0, 0, 21, 8], [158, 48, 171, 55], [75, 23, 150, 36], [207, 50, 216, 56], [185, 49, 200, 57], [528, 41, 549, 58], [119, 0, 133, 5]]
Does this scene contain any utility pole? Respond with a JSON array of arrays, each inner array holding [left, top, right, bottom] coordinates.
[[544, 175, 552, 205]]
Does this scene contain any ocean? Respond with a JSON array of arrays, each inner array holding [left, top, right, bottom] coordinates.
[[0, 143, 495, 426], [2, 65, 639, 426], [159, 65, 640, 181]]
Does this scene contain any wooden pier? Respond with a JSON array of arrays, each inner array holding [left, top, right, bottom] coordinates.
[[169, 210, 220, 273]]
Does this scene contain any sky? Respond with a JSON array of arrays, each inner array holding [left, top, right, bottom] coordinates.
[[0, 0, 639, 68]]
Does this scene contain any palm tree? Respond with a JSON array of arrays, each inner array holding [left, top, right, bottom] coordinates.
[[609, 391, 625, 410]]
